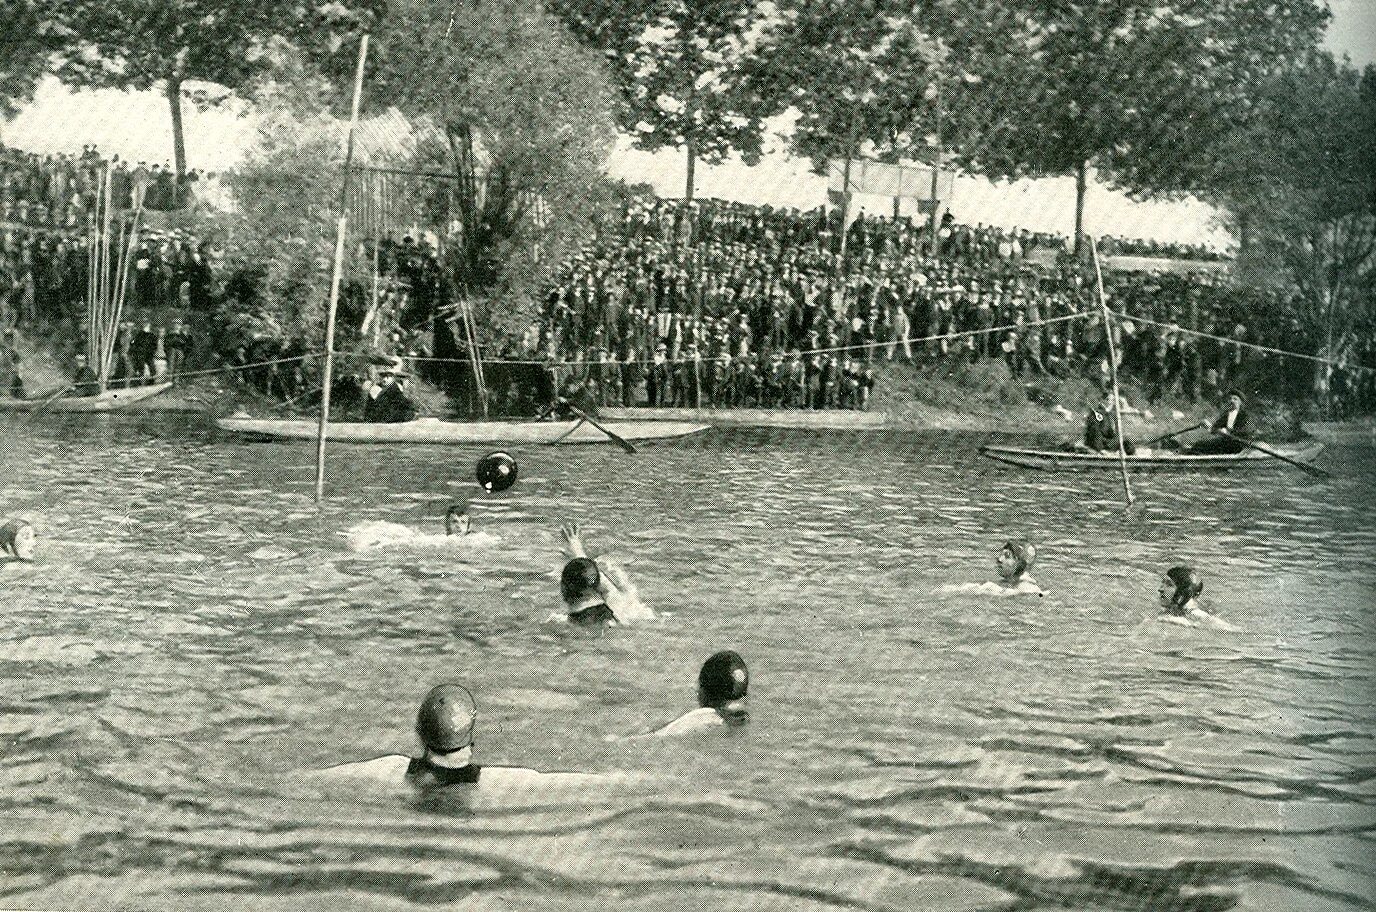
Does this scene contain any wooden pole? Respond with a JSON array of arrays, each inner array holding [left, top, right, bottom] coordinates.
[[929, 81, 943, 262], [314, 32, 370, 503], [1090, 236, 1133, 507]]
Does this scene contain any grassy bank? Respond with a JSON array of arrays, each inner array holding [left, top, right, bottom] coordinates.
[[868, 359, 1307, 441]]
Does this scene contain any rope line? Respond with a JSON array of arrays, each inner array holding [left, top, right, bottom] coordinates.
[[1109, 309, 1376, 375]]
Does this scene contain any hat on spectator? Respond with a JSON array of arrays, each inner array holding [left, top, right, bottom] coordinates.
[[378, 356, 409, 378]]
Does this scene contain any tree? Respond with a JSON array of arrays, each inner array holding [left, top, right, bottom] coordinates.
[[1222, 57, 1376, 409], [359, 0, 619, 346], [0, 1, 68, 118], [756, 0, 1016, 257], [975, 0, 1330, 251], [43, 0, 380, 178], [550, 0, 783, 199]]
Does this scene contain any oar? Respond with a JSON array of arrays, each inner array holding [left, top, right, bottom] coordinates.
[[563, 402, 636, 454], [549, 417, 587, 445], [1222, 430, 1331, 478], [1141, 421, 1205, 448], [23, 385, 73, 421]]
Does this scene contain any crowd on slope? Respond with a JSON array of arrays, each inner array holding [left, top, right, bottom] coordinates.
[[0, 137, 1370, 416], [541, 196, 1365, 412]]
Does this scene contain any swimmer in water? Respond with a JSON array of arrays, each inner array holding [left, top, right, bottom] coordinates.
[[630, 652, 750, 738], [318, 684, 603, 786], [552, 521, 652, 625], [996, 540, 1044, 595], [1158, 566, 1236, 630], [444, 503, 471, 536], [0, 519, 35, 561]]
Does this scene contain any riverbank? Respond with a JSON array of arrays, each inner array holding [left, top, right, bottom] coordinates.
[[10, 328, 1316, 442]]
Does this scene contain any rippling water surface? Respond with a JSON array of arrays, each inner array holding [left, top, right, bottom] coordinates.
[[1, 415, 1373, 911]]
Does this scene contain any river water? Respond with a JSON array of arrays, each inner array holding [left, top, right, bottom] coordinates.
[[1, 414, 1373, 911]]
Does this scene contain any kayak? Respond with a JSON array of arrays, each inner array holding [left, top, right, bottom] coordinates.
[[216, 415, 711, 445], [979, 442, 1325, 470], [0, 382, 173, 412]]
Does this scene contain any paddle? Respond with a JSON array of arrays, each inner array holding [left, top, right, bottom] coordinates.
[[1141, 421, 1206, 448], [22, 385, 73, 421], [549, 417, 587, 445], [562, 402, 637, 454], [1221, 430, 1331, 478]]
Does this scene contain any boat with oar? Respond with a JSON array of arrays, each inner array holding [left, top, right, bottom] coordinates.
[[0, 382, 173, 413], [979, 442, 1325, 471], [216, 415, 710, 445]]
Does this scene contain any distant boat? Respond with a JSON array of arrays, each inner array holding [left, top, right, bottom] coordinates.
[[217, 415, 710, 445], [0, 382, 173, 413], [979, 442, 1325, 471]]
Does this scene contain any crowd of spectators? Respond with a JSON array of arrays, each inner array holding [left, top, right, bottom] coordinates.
[[539, 196, 1363, 412], [0, 137, 1370, 416], [0, 142, 216, 394]]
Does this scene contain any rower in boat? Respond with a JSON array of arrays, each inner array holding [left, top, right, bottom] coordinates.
[[71, 354, 101, 397], [363, 357, 418, 423], [1180, 389, 1249, 455], [614, 652, 750, 739], [1078, 388, 1136, 454], [317, 683, 603, 787], [1158, 566, 1237, 630]]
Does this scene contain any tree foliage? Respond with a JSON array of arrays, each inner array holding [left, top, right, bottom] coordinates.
[[40, 0, 380, 175], [0, 0, 69, 117], [550, 0, 783, 198], [972, 0, 1330, 244], [1225, 56, 1376, 369], [360, 0, 619, 343], [759, 0, 1015, 172]]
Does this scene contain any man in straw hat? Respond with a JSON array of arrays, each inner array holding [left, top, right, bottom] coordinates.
[[363, 356, 418, 423]]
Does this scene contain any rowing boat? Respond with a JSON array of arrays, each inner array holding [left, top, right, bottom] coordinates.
[[0, 382, 173, 413], [979, 442, 1325, 470], [216, 415, 710, 445]]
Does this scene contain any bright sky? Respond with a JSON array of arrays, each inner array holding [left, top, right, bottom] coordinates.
[[2, 4, 1368, 250]]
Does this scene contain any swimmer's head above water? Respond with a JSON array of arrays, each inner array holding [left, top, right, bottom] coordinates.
[[416, 683, 478, 763], [698, 650, 749, 711], [997, 540, 1035, 583], [1160, 565, 1203, 614], [444, 503, 471, 536], [561, 557, 601, 605], [0, 519, 35, 561]]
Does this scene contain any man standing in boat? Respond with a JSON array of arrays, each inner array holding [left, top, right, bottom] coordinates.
[[363, 357, 418, 423]]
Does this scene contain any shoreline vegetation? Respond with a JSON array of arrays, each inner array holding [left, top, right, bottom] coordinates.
[[9, 344, 1331, 444]]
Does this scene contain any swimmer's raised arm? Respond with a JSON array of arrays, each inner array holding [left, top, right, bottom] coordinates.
[[561, 521, 626, 596], [560, 522, 589, 560]]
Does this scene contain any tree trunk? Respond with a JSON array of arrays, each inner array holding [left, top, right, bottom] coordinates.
[[1073, 159, 1088, 256], [165, 78, 187, 183], [684, 135, 696, 201]]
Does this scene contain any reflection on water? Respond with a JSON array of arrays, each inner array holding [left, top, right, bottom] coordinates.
[[1, 414, 1374, 910]]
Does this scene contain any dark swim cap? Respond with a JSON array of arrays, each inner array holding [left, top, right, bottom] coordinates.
[[561, 557, 600, 602], [416, 684, 477, 753], [1003, 540, 1036, 577], [475, 452, 518, 493], [1165, 566, 1203, 609], [698, 651, 749, 709]]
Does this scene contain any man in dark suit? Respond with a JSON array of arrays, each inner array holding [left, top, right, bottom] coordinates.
[[364, 359, 418, 423], [1186, 390, 1249, 455]]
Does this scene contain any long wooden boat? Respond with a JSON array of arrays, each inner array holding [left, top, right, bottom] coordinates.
[[979, 442, 1325, 470], [0, 382, 173, 413], [217, 415, 710, 445], [601, 405, 890, 430]]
